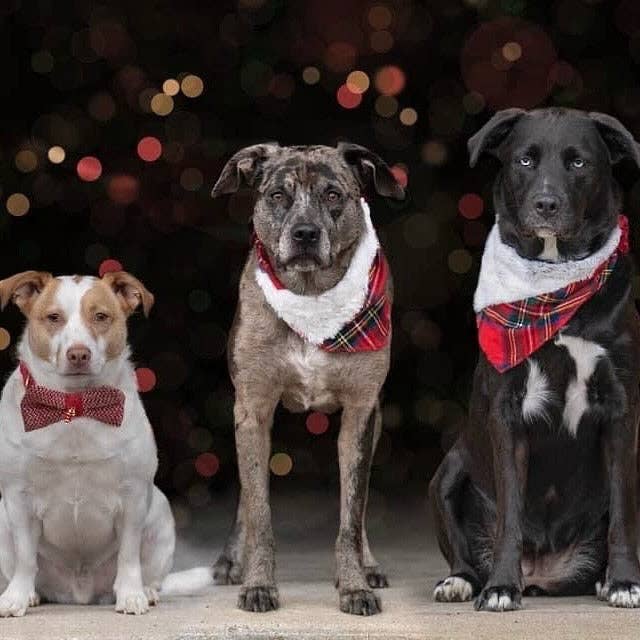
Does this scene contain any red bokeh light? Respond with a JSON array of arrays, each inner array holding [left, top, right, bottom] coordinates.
[[76, 156, 102, 182], [336, 84, 362, 109], [306, 412, 329, 435], [107, 174, 139, 205], [98, 258, 123, 277], [135, 367, 157, 393], [374, 65, 406, 96], [137, 136, 162, 162], [390, 165, 408, 188], [195, 452, 220, 477], [458, 194, 484, 219]]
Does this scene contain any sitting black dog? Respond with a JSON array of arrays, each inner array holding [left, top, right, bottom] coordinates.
[[430, 108, 640, 611]]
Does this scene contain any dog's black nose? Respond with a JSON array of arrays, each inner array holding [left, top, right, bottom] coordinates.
[[534, 195, 559, 217], [292, 223, 320, 246]]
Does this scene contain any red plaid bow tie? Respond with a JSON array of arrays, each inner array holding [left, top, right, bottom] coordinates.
[[254, 239, 391, 353], [476, 216, 629, 373], [19, 362, 125, 431]]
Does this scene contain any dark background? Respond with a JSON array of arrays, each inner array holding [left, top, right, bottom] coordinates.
[[1, 0, 640, 533]]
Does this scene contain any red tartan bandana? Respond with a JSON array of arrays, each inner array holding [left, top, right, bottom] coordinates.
[[19, 362, 125, 431], [477, 216, 629, 373], [254, 239, 391, 352]]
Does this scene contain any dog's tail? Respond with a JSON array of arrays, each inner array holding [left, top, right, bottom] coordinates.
[[160, 566, 214, 597]]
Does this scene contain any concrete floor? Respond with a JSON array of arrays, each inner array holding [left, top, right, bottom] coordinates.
[[1, 491, 638, 640]]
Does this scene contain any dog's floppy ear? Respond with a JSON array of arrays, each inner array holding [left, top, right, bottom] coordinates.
[[0, 271, 53, 316], [468, 108, 526, 167], [588, 112, 640, 167], [102, 271, 154, 317], [338, 142, 405, 199], [211, 143, 280, 197]]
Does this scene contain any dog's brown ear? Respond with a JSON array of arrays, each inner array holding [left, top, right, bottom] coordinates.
[[0, 271, 53, 316], [468, 108, 526, 167], [211, 143, 280, 197], [102, 271, 154, 317], [338, 142, 405, 199], [588, 112, 640, 167]]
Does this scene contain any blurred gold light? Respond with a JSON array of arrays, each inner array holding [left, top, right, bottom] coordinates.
[[502, 41, 522, 62], [422, 141, 448, 166], [181, 74, 204, 98], [47, 146, 66, 164], [462, 91, 485, 114], [151, 92, 174, 116], [370, 30, 394, 53], [270, 452, 293, 476], [448, 249, 473, 274], [0, 328, 10, 351], [163, 78, 180, 96], [368, 5, 393, 30], [15, 150, 38, 173], [302, 66, 320, 85], [375, 95, 398, 118], [399, 107, 418, 126], [7, 193, 30, 217], [346, 70, 370, 94], [138, 88, 156, 113]]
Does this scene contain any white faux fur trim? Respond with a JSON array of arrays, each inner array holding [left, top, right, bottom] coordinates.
[[254, 199, 379, 344], [474, 221, 621, 312]]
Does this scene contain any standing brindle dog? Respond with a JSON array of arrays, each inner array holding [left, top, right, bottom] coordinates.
[[210, 143, 404, 615], [430, 108, 640, 611]]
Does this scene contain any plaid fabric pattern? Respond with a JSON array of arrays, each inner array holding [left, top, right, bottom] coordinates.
[[19, 362, 125, 431], [476, 216, 629, 373], [254, 239, 391, 353]]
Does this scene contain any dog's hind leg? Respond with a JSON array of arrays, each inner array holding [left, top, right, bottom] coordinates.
[[429, 445, 482, 603], [336, 403, 381, 615], [213, 489, 246, 585], [0, 501, 13, 593], [361, 402, 388, 588]]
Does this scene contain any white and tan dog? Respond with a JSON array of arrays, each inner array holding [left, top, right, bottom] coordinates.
[[0, 270, 211, 617]]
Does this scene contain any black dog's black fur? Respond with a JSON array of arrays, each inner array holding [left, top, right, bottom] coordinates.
[[430, 108, 640, 611]]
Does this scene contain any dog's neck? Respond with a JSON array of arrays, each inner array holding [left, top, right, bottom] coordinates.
[[16, 335, 135, 393]]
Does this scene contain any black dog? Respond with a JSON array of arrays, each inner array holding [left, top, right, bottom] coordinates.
[[430, 108, 640, 611]]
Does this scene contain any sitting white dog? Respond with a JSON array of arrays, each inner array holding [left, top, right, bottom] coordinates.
[[0, 270, 211, 616]]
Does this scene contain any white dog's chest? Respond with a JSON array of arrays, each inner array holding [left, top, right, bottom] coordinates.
[[281, 339, 339, 413]]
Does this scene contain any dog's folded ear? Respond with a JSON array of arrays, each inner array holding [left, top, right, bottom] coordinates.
[[102, 271, 154, 317], [211, 143, 280, 197], [0, 271, 53, 315], [588, 112, 640, 167], [338, 142, 405, 200], [468, 108, 526, 167]]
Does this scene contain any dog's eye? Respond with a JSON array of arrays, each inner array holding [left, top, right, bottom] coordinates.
[[519, 156, 532, 167], [326, 190, 341, 203], [94, 312, 109, 322], [47, 313, 61, 323], [571, 157, 585, 169], [270, 191, 284, 203]]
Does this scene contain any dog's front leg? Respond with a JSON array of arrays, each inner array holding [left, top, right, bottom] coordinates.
[[235, 390, 279, 612], [336, 403, 380, 615], [114, 481, 150, 615], [598, 406, 640, 608], [0, 490, 41, 617], [475, 405, 528, 612]]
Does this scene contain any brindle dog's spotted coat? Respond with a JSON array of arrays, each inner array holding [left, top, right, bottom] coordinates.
[[211, 143, 403, 615]]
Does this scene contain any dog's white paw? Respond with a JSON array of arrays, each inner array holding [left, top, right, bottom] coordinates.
[[599, 582, 640, 608], [434, 576, 474, 602], [0, 587, 38, 617], [474, 585, 521, 612], [144, 587, 159, 606], [115, 589, 150, 615]]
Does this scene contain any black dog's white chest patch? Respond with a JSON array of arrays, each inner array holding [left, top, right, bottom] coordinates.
[[522, 335, 606, 437]]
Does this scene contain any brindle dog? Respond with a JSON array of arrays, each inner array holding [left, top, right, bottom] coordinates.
[[211, 143, 404, 615]]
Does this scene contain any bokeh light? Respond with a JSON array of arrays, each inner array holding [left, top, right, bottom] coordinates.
[[162, 78, 180, 96], [76, 156, 102, 182], [370, 31, 394, 53], [180, 168, 204, 191], [88, 92, 116, 121], [458, 193, 484, 219], [399, 108, 418, 126], [368, 5, 393, 30], [47, 146, 66, 164], [390, 164, 408, 188], [15, 150, 38, 173], [270, 452, 293, 476], [375, 95, 398, 117], [346, 70, 370, 94], [98, 258, 124, 277], [374, 65, 406, 96], [136, 367, 157, 392], [151, 92, 174, 116], [302, 66, 320, 85], [0, 328, 10, 351], [448, 249, 473, 274], [337, 84, 362, 109], [306, 412, 329, 435], [107, 174, 139, 204], [195, 452, 220, 477], [421, 141, 448, 166], [181, 74, 204, 98], [137, 136, 163, 162], [6, 193, 30, 217]]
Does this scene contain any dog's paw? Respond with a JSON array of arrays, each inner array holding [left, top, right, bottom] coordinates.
[[144, 587, 159, 606], [0, 588, 38, 617], [597, 581, 640, 608], [339, 589, 381, 616], [434, 575, 474, 602], [238, 586, 279, 613], [115, 589, 150, 615], [213, 554, 243, 585], [474, 585, 522, 612], [365, 566, 389, 589]]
